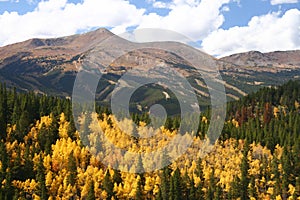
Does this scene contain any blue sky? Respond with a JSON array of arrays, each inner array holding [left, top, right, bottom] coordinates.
[[0, 0, 299, 56]]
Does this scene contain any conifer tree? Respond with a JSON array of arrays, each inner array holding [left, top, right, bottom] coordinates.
[[0, 86, 7, 139], [214, 185, 222, 200], [172, 168, 183, 200], [87, 180, 96, 200], [240, 140, 250, 200], [103, 170, 114, 199], [281, 147, 292, 199], [67, 151, 77, 186], [189, 177, 196, 200], [271, 157, 281, 197], [248, 176, 257, 199], [160, 167, 171, 200], [36, 155, 48, 200], [136, 154, 145, 187], [112, 169, 122, 185], [195, 158, 205, 199], [206, 168, 215, 200], [135, 176, 143, 200]]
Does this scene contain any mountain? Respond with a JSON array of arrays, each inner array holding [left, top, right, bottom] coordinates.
[[0, 28, 113, 95], [0, 28, 299, 107], [218, 50, 300, 96], [220, 50, 300, 68]]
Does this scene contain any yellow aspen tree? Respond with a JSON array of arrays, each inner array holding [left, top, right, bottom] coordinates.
[[58, 113, 69, 139], [144, 176, 154, 195], [45, 171, 53, 188]]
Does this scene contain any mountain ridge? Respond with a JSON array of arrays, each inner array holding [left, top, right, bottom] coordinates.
[[0, 28, 299, 104], [220, 50, 300, 70]]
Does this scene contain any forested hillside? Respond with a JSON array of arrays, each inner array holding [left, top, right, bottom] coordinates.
[[0, 81, 299, 199]]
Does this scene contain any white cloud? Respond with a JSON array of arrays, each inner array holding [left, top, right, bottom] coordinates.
[[202, 9, 300, 57], [0, 0, 145, 46], [152, 1, 169, 9], [0, 0, 237, 46], [138, 0, 233, 41], [221, 5, 230, 12], [0, 0, 19, 2], [270, 0, 299, 5], [1, 0, 299, 58]]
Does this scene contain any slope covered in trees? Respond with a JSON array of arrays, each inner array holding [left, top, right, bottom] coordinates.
[[0, 81, 299, 199]]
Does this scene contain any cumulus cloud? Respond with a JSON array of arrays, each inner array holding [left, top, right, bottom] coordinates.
[[270, 0, 299, 5], [138, 0, 233, 41], [0, 0, 237, 47], [202, 9, 300, 57], [0, 0, 145, 46], [1, 0, 299, 58]]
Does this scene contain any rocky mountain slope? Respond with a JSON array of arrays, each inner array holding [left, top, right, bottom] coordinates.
[[0, 28, 299, 109]]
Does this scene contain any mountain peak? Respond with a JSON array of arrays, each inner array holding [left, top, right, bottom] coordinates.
[[87, 27, 112, 34], [0, 28, 116, 59]]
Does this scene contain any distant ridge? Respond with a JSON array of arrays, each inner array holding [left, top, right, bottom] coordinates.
[[220, 50, 300, 68]]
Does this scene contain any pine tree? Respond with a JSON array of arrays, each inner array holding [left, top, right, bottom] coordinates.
[[112, 169, 122, 185], [103, 170, 114, 199], [136, 154, 145, 187], [271, 157, 281, 197], [136, 154, 144, 174], [160, 167, 171, 200], [11, 102, 20, 125], [168, 174, 174, 200], [214, 185, 222, 200], [160, 150, 171, 200], [248, 176, 257, 199], [67, 117, 77, 140], [189, 177, 196, 200], [229, 176, 240, 199], [156, 187, 163, 200], [0, 87, 7, 139], [15, 110, 30, 142], [0, 141, 13, 199], [135, 176, 143, 200], [67, 151, 77, 186], [11, 145, 22, 181], [281, 147, 292, 199], [3, 170, 14, 200], [206, 168, 215, 200], [23, 143, 34, 180], [36, 155, 48, 200], [172, 168, 183, 200], [240, 140, 250, 200], [86, 180, 96, 200], [195, 158, 205, 199]]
